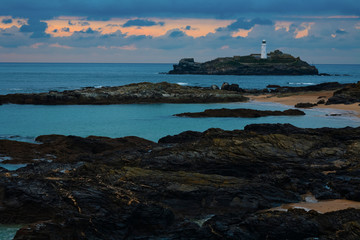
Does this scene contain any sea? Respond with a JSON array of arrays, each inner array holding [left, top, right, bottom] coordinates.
[[0, 63, 360, 238], [0, 63, 360, 143]]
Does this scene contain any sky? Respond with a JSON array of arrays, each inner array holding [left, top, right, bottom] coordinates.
[[0, 0, 359, 63]]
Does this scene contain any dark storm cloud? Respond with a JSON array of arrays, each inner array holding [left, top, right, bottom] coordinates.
[[62, 27, 70, 32], [77, 28, 97, 34], [169, 30, 186, 38], [2, 19, 13, 24], [227, 18, 273, 30], [19, 18, 50, 38], [122, 19, 164, 27], [1, 0, 359, 20]]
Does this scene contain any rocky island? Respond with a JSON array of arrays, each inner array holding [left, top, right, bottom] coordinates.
[[168, 50, 319, 75], [1, 124, 360, 239]]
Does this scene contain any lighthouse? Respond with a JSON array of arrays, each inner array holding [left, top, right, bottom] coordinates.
[[261, 40, 267, 59]]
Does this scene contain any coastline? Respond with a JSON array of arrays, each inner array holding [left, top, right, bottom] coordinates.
[[248, 90, 360, 117]]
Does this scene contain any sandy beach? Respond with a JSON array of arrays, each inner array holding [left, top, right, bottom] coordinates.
[[248, 90, 360, 117]]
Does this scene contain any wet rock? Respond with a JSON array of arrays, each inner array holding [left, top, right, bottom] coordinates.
[[317, 99, 326, 104], [174, 108, 305, 118], [267, 84, 281, 88], [1, 124, 360, 239], [327, 81, 360, 105], [0, 82, 248, 105], [295, 102, 318, 108]]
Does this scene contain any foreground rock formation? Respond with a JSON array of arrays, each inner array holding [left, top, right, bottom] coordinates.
[[327, 81, 360, 105], [174, 108, 305, 118], [1, 124, 360, 239], [0, 82, 248, 105], [169, 50, 319, 75]]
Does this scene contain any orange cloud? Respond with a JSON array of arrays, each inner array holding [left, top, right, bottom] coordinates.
[[0, 16, 27, 29], [294, 22, 314, 39], [231, 28, 253, 38], [44, 17, 232, 38], [49, 43, 73, 49], [275, 21, 293, 32], [110, 44, 137, 50], [220, 45, 229, 50], [30, 43, 45, 48]]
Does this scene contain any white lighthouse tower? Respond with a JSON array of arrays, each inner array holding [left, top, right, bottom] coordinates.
[[261, 39, 267, 59]]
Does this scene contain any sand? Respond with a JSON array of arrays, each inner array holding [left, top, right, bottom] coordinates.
[[248, 90, 360, 117], [269, 199, 360, 214], [267, 193, 360, 213]]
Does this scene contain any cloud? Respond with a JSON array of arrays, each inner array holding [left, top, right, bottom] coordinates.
[[294, 22, 314, 38], [30, 42, 45, 48], [169, 30, 186, 38], [335, 29, 347, 34], [62, 27, 70, 32], [123, 19, 165, 27], [110, 44, 137, 50], [77, 28, 97, 34], [20, 18, 50, 38], [1, 0, 359, 20], [227, 18, 273, 31], [49, 43, 73, 49], [2, 19, 12, 24], [185, 25, 191, 30], [80, 22, 90, 26]]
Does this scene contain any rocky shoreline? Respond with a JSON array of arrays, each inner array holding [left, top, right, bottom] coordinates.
[[174, 108, 305, 118], [1, 124, 360, 239], [0, 81, 356, 107], [169, 50, 319, 75], [0, 82, 248, 105]]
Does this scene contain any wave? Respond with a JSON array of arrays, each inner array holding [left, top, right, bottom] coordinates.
[[0, 135, 38, 143], [176, 82, 188, 86]]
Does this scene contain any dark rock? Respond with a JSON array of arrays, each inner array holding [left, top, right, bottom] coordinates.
[[169, 50, 319, 75], [1, 124, 360, 239], [221, 82, 230, 90], [210, 85, 219, 90], [267, 85, 281, 88], [326, 113, 342, 116], [0, 82, 248, 105], [295, 102, 317, 108], [327, 82, 360, 105], [174, 108, 305, 118], [159, 130, 202, 144], [319, 73, 331, 76], [317, 99, 326, 104]]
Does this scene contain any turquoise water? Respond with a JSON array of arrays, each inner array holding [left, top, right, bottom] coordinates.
[[0, 225, 21, 239], [1, 102, 359, 143], [0, 63, 359, 94]]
